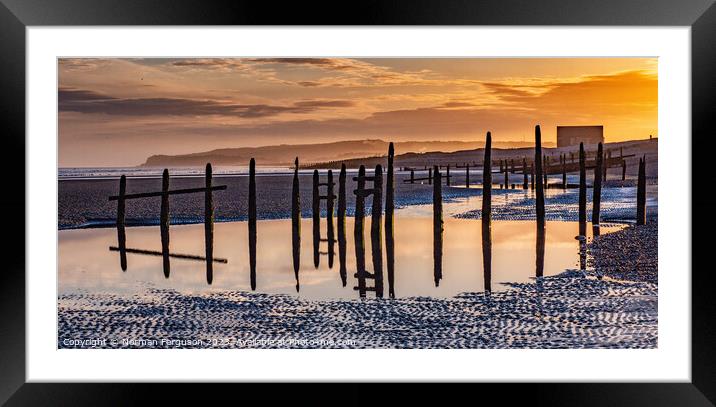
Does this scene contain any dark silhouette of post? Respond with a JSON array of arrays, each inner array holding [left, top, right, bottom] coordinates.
[[504, 164, 509, 190], [204, 163, 214, 285], [446, 164, 451, 186], [433, 165, 443, 287], [622, 160, 627, 181], [428, 167, 432, 185], [249, 158, 257, 290], [291, 157, 300, 291], [312, 170, 320, 268], [578, 143, 587, 237], [522, 158, 528, 189], [561, 154, 567, 189], [371, 165, 384, 298], [603, 151, 608, 181], [410, 169, 415, 184], [160, 169, 170, 278], [327, 169, 335, 269], [482, 132, 492, 293], [465, 164, 470, 188], [636, 156, 647, 225], [543, 154, 548, 189], [592, 143, 604, 228], [338, 164, 347, 287], [354, 165, 367, 296], [385, 143, 396, 298], [535, 126, 546, 229], [116, 175, 127, 271], [530, 163, 535, 190]]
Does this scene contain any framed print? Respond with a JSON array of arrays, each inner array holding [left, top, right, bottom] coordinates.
[[2, 0, 714, 404]]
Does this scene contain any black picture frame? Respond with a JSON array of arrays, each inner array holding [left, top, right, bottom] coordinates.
[[1, 0, 713, 404]]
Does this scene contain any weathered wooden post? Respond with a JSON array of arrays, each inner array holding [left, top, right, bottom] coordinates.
[[338, 164, 347, 287], [578, 143, 587, 237], [371, 165, 384, 298], [312, 170, 320, 268], [522, 158, 528, 189], [622, 160, 627, 181], [561, 153, 567, 190], [205, 163, 214, 285], [482, 132, 492, 293], [410, 169, 415, 184], [592, 143, 604, 228], [465, 164, 470, 188], [354, 165, 367, 296], [530, 163, 535, 190], [385, 143, 396, 298], [535, 126, 545, 229], [117, 175, 127, 271], [160, 168, 170, 278], [446, 164, 451, 186], [433, 165, 443, 287], [603, 152, 608, 181], [327, 169, 335, 269], [249, 158, 257, 290], [543, 154, 548, 189], [291, 157, 300, 291], [504, 164, 509, 190], [428, 167, 432, 185], [636, 156, 647, 225]]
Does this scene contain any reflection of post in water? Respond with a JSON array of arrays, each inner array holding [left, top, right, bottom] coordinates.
[[326, 169, 335, 268], [371, 165, 384, 297], [249, 158, 257, 290], [354, 165, 367, 296], [385, 143, 396, 298], [338, 164, 347, 287], [482, 132, 493, 293], [116, 175, 127, 271], [312, 170, 320, 268], [433, 165, 443, 287], [536, 222, 546, 278], [291, 157, 301, 291], [160, 169, 170, 278], [204, 163, 214, 285], [578, 143, 587, 237]]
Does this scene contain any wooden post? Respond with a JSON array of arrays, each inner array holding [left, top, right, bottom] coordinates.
[[543, 154, 548, 189], [446, 164, 451, 186], [504, 164, 509, 190], [535, 126, 545, 229], [622, 160, 627, 181], [636, 156, 647, 225], [428, 167, 432, 185], [561, 153, 567, 190], [249, 158, 257, 290], [385, 143, 395, 298], [482, 133, 492, 293], [160, 169, 170, 278], [327, 169, 335, 269], [338, 164, 347, 287], [578, 143, 587, 237], [465, 164, 470, 188], [312, 170, 320, 268], [410, 169, 415, 184], [354, 165, 367, 297], [592, 143, 604, 227], [372, 165, 384, 298], [530, 163, 535, 190], [117, 175, 127, 271], [291, 157, 300, 291], [522, 158, 528, 189], [603, 153, 608, 181], [433, 165, 443, 287], [204, 163, 214, 285]]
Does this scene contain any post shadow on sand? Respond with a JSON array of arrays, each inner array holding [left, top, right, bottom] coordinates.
[[291, 157, 301, 291], [249, 158, 257, 290], [482, 132, 493, 293]]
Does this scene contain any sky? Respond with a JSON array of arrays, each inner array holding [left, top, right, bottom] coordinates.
[[58, 58, 657, 167]]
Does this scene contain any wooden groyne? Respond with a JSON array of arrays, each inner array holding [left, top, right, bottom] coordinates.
[[482, 132, 492, 293], [249, 158, 257, 290], [385, 143, 396, 298], [433, 165, 443, 287], [204, 163, 214, 284], [535, 126, 545, 229], [338, 164, 348, 286], [578, 143, 587, 237], [592, 142, 604, 232], [637, 156, 647, 225], [160, 169, 170, 278], [291, 157, 300, 291]]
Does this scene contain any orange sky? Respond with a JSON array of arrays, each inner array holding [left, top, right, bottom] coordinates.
[[59, 58, 657, 167]]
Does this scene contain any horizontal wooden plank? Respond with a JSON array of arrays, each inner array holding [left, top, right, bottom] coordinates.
[[109, 185, 227, 201]]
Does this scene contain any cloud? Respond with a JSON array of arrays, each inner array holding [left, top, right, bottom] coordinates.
[[59, 88, 354, 118]]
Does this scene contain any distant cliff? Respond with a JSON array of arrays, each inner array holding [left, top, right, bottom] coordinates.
[[141, 139, 547, 167]]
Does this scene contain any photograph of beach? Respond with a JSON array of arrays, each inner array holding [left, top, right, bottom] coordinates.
[[57, 57, 658, 349]]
